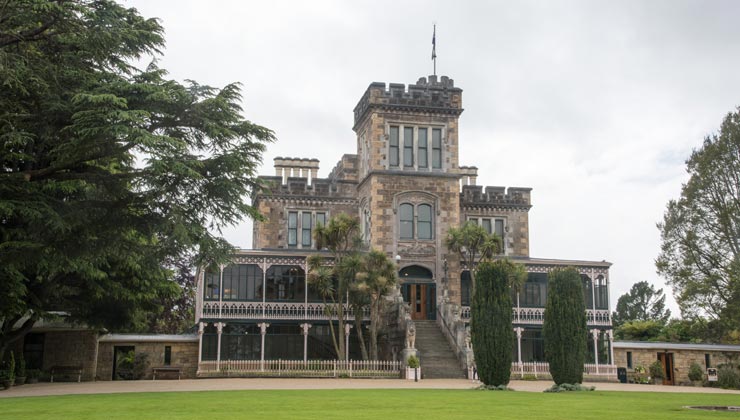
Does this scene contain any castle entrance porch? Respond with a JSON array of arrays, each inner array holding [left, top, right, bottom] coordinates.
[[399, 265, 436, 320]]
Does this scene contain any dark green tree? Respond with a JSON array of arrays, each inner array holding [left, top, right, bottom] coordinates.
[[0, 1, 273, 359], [445, 221, 501, 293], [471, 259, 525, 387], [656, 108, 740, 340], [543, 267, 587, 385], [612, 281, 671, 327]]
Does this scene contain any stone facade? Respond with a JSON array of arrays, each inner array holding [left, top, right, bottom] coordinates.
[[96, 336, 199, 381], [614, 342, 740, 385], [8, 329, 99, 382]]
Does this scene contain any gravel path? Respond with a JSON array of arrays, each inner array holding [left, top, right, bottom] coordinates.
[[1, 378, 738, 398]]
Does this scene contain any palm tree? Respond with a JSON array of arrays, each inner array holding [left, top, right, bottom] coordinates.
[[444, 221, 501, 293]]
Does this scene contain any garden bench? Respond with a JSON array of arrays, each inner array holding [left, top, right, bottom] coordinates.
[[152, 366, 183, 380], [50, 365, 83, 382]]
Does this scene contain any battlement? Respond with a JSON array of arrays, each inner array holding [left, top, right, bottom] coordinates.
[[274, 157, 320, 185], [459, 166, 478, 186], [353, 75, 463, 128], [328, 154, 359, 182], [460, 185, 532, 209]]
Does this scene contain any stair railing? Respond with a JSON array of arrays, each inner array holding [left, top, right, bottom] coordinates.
[[436, 292, 474, 377]]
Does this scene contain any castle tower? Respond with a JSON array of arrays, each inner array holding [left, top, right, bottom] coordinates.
[[353, 75, 464, 318]]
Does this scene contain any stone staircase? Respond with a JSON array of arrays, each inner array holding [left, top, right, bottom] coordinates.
[[414, 320, 467, 379]]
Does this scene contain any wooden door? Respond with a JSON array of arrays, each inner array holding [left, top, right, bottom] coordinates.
[[410, 284, 427, 320], [658, 353, 674, 385]]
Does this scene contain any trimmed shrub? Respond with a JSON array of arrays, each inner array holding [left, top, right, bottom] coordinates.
[[688, 362, 703, 382], [544, 383, 595, 393], [543, 268, 587, 385], [471, 260, 522, 387], [649, 361, 664, 380]]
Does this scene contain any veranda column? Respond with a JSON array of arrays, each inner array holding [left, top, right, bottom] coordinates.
[[591, 329, 600, 375], [344, 323, 353, 361], [515, 327, 524, 377], [216, 322, 224, 371], [259, 322, 270, 371], [301, 323, 312, 362], [197, 322, 204, 374], [218, 264, 226, 318], [303, 260, 308, 320], [607, 329, 615, 365], [261, 258, 267, 318]]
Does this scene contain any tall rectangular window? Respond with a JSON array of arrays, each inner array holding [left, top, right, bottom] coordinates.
[[403, 127, 414, 167], [316, 212, 326, 228], [164, 346, 172, 366], [627, 351, 633, 369], [288, 211, 298, 246], [389, 126, 399, 167], [481, 219, 492, 234], [432, 128, 442, 168], [399, 204, 414, 239], [301, 212, 312, 246], [417, 204, 432, 239], [705, 353, 711, 368], [418, 128, 428, 168]]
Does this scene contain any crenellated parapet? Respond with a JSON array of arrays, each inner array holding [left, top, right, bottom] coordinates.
[[273, 157, 320, 185], [459, 166, 478, 186], [353, 75, 463, 129], [328, 154, 359, 182], [460, 185, 532, 210]]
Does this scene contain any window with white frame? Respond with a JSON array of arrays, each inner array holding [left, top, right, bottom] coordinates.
[[388, 125, 443, 170], [467, 217, 506, 253], [399, 203, 434, 240], [287, 211, 326, 248]]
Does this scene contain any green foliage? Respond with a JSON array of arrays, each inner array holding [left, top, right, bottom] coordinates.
[[657, 108, 740, 340], [445, 221, 502, 291], [353, 249, 397, 360], [543, 383, 595, 393], [543, 267, 587, 385], [688, 362, 704, 382], [612, 281, 671, 328], [649, 361, 664, 379], [614, 320, 664, 341], [26, 369, 40, 380], [0, 0, 272, 356], [632, 365, 650, 384], [407, 355, 420, 368], [8, 352, 15, 382], [476, 384, 513, 391], [716, 366, 740, 389], [471, 260, 523, 387]]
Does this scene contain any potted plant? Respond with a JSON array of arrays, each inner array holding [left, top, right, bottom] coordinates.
[[688, 362, 703, 386], [406, 355, 421, 381], [0, 370, 10, 390], [649, 361, 664, 385], [26, 369, 40, 384], [15, 353, 26, 385]]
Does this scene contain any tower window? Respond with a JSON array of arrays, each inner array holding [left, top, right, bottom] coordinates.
[[403, 127, 414, 167], [399, 203, 434, 240], [432, 128, 442, 168], [389, 126, 399, 167], [418, 128, 428, 168], [399, 203, 414, 239]]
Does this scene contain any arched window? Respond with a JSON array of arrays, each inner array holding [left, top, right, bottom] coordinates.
[[399, 203, 414, 239], [417, 204, 432, 239]]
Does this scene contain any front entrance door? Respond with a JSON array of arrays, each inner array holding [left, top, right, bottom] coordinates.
[[401, 283, 436, 320], [658, 352, 674, 385]]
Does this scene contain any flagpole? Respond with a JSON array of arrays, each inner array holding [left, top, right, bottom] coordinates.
[[432, 24, 437, 77]]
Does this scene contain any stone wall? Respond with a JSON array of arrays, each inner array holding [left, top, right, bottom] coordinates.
[[614, 347, 740, 385], [96, 340, 199, 381]]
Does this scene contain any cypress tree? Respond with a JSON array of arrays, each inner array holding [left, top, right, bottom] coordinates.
[[543, 267, 587, 384], [471, 260, 523, 386]]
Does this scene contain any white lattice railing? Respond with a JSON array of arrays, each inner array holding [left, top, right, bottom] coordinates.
[[504, 362, 617, 379], [460, 307, 611, 326], [200, 301, 370, 321], [198, 359, 402, 378]]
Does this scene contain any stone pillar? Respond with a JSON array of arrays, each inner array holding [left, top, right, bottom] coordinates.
[[301, 323, 312, 362], [259, 322, 270, 371], [591, 329, 600, 375], [344, 323, 352, 361], [216, 322, 224, 371], [197, 322, 204, 374], [515, 327, 524, 377], [607, 330, 615, 365]]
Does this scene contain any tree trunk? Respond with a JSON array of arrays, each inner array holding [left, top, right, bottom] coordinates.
[[353, 308, 368, 360]]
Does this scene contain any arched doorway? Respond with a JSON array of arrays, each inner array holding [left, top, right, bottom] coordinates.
[[399, 265, 436, 320]]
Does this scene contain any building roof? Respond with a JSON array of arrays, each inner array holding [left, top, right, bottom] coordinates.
[[98, 334, 198, 343], [614, 341, 740, 352], [509, 256, 612, 268]]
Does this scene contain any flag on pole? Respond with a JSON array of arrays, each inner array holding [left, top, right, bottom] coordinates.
[[431, 25, 436, 60]]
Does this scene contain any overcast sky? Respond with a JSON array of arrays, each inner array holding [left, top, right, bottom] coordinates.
[[125, 0, 740, 315]]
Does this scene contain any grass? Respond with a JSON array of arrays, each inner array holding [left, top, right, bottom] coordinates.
[[1, 389, 739, 419]]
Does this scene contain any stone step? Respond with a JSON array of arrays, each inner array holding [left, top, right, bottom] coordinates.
[[411, 321, 466, 379]]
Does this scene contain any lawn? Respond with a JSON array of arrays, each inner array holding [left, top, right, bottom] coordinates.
[[1, 389, 739, 419]]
